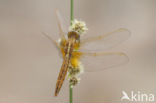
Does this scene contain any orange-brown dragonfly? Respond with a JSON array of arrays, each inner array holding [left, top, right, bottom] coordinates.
[[42, 10, 130, 96]]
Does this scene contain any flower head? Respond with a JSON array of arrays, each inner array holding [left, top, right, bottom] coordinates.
[[69, 19, 88, 35], [68, 62, 84, 87]]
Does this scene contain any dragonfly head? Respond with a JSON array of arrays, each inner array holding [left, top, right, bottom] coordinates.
[[68, 31, 80, 42]]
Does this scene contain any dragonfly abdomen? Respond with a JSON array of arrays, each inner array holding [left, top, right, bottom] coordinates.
[[55, 57, 70, 96], [55, 39, 75, 96]]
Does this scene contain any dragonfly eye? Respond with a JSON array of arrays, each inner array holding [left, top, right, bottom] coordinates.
[[68, 31, 80, 40]]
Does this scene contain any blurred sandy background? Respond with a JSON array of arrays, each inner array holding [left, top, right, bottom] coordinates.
[[0, 0, 156, 103]]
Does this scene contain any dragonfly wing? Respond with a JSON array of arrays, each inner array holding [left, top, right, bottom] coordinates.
[[56, 9, 69, 39], [80, 28, 131, 51], [42, 32, 63, 58], [79, 52, 129, 72], [42, 32, 60, 49]]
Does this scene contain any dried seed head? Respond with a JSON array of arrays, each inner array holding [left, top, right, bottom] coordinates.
[[68, 62, 84, 87], [69, 76, 80, 86], [68, 65, 80, 76]]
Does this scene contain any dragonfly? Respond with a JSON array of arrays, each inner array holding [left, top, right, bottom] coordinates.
[[42, 10, 130, 96]]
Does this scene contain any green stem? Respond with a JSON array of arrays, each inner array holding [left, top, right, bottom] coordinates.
[[70, 0, 74, 103], [70, 0, 74, 24], [69, 84, 73, 103]]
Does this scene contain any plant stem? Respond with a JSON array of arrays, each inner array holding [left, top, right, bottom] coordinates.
[[69, 84, 73, 103], [70, 0, 74, 103], [70, 0, 74, 23]]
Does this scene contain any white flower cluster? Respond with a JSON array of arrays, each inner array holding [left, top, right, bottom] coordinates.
[[68, 62, 84, 88], [69, 19, 88, 35]]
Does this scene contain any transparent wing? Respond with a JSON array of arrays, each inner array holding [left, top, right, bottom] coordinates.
[[79, 52, 129, 72], [42, 32, 60, 49], [41, 9, 69, 57], [41, 32, 63, 58], [80, 28, 131, 51], [56, 9, 69, 39]]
